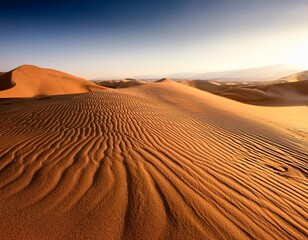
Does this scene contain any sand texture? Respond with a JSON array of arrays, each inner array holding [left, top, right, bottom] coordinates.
[[0, 68, 307, 239]]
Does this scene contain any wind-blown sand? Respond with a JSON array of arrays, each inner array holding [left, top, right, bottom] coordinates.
[[0, 67, 307, 239]]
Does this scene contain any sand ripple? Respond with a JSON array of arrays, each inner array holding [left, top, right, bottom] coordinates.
[[0, 82, 307, 239]]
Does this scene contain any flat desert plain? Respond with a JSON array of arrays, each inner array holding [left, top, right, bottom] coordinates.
[[0, 65, 307, 239]]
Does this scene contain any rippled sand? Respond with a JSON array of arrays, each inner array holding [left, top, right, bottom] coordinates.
[[0, 68, 307, 239]]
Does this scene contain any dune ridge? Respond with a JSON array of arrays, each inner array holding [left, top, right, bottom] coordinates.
[[0, 78, 307, 239]]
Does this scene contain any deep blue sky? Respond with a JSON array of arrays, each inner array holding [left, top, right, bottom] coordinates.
[[1, 0, 308, 78]]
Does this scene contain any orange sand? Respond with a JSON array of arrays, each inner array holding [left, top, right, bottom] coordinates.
[[0, 65, 105, 98], [0, 67, 307, 239]]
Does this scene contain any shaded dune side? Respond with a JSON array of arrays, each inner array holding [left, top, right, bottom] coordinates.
[[0, 83, 307, 239], [0, 71, 14, 91], [258, 79, 308, 96]]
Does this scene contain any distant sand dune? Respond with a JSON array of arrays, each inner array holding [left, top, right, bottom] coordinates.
[[0, 76, 307, 239], [279, 70, 308, 82], [0, 65, 105, 98], [183, 75, 308, 106], [95, 78, 146, 89]]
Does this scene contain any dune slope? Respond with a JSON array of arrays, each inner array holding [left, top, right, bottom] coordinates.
[[0, 65, 105, 98], [0, 81, 307, 239]]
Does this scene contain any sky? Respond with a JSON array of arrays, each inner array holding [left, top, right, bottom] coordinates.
[[1, 0, 308, 79]]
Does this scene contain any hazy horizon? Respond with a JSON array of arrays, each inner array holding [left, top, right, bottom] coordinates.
[[1, 0, 308, 78]]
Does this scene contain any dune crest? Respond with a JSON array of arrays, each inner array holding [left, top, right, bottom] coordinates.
[[0, 75, 307, 239], [0, 65, 106, 98]]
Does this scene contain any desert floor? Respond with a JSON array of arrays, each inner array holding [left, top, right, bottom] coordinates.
[[0, 66, 307, 239]]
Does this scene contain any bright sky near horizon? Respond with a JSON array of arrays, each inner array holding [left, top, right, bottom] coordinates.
[[1, 0, 308, 79]]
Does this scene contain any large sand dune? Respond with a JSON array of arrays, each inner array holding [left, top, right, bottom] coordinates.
[[0, 65, 105, 98], [0, 68, 307, 239]]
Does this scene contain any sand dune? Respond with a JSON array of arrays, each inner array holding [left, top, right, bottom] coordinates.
[[0, 70, 307, 239], [280, 70, 308, 82], [183, 75, 308, 106], [0, 65, 105, 98], [95, 78, 146, 89]]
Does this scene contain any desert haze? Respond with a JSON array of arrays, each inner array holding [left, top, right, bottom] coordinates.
[[0, 65, 307, 239]]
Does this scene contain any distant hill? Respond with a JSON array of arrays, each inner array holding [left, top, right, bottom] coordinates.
[[134, 64, 302, 80], [190, 65, 302, 80]]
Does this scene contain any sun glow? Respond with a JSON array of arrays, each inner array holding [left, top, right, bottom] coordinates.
[[284, 39, 308, 70]]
